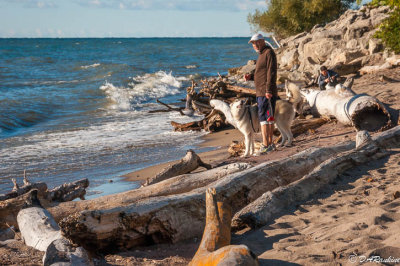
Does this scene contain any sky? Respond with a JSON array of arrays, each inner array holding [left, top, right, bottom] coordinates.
[[0, 0, 267, 38]]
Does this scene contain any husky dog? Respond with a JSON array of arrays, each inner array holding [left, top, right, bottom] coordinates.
[[210, 81, 303, 157]]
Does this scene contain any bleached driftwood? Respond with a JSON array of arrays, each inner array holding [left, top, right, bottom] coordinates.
[[190, 188, 258, 266], [301, 79, 391, 131], [17, 190, 91, 266], [0, 178, 89, 230], [144, 150, 212, 186], [57, 142, 353, 250], [47, 163, 251, 229], [231, 126, 400, 230]]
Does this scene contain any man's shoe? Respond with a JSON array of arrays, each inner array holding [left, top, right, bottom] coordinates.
[[257, 144, 275, 155]]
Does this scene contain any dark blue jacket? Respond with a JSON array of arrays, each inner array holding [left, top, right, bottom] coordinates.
[[318, 70, 338, 89]]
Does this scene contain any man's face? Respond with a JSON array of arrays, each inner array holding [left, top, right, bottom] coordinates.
[[251, 40, 264, 53], [321, 70, 328, 76]]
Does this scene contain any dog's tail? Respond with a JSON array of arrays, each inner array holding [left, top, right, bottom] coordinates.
[[210, 99, 237, 128], [285, 81, 302, 105], [285, 80, 304, 115]]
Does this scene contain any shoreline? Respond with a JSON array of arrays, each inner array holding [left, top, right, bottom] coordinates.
[[122, 128, 243, 183]]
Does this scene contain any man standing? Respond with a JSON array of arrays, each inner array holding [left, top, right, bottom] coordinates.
[[318, 66, 339, 90], [245, 33, 278, 154]]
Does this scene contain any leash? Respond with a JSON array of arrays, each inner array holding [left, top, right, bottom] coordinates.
[[267, 98, 274, 123], [248, 106, 259, 133]]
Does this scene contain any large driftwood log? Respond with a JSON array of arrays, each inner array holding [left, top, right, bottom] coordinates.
[[57, 142, 353, 251], [190, 188, 258, 266], [47, 163, 251, 229], [231, 127, 394, 230], [144, 150, 212, 186], [17, 190, 91, 266], [301, 80, 391, 131]]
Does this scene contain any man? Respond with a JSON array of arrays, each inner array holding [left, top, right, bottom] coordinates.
[[318, 66, 339, 90], [245, 33, 278, 154]]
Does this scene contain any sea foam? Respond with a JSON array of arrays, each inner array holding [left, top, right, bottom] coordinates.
[[100, 71, 185, 110]]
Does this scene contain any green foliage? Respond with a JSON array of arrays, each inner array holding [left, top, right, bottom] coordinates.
[[248, 0, 356, 38], [368, 0, 400, 7], [371, 0, 400, 53]]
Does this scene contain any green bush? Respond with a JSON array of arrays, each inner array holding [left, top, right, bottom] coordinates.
[[247, 0, 356, 39], [370, 0, 400, 53]]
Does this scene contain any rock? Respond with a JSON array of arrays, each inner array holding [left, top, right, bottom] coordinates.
[[394, 191, 400, 200], [344, 19, 372, 41], [231, 5, 394, 83], [369, 38, 383, 54], [278, 49, 299, 70], [303, 38, 342, 64], [346, 39, 359, 49]]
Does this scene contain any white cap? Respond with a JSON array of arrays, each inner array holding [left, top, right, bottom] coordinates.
[[248, 33, 264, 43]]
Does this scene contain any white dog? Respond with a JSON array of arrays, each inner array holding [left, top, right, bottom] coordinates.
[[211, 81, 303, 157]]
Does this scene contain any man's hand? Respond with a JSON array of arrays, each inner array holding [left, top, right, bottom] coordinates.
[[265, 93, 273, 99], [324, 78, 330, 83]]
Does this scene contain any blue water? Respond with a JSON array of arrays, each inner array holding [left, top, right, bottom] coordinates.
[[0, 38, 255, 196]]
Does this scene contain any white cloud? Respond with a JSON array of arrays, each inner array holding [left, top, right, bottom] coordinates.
[[74, 0, 266, 12]]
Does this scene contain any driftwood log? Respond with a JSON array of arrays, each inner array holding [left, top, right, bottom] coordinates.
[[226, 85, 256, 97], [301, 79, 391, 131], [47, 163, 251, 229], [0, 178, 47, 202], [56, 142, 353, 251], [144, 149, 212, 186], [48, 178, 89, 202], [0, 178, 89, 229], [17, 190, 91, 266], [231, 126, 400, 230], [190, 188, 258, 266]]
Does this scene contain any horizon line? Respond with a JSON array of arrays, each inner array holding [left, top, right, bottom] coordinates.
[[0, 36, 256, 39]]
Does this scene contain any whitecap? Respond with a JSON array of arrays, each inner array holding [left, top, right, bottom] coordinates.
[[185, 65, 197, 69], [100, 71, 184, 111], [81, 63, 101, 69]]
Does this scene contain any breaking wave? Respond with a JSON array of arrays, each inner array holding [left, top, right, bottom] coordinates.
[[100, 71, 186, 110]]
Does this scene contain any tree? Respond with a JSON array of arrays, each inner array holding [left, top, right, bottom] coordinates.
[[370, 0, 400, 53], [248, 0, 357, 38]]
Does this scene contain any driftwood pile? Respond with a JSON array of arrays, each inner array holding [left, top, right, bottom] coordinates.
[[0, 173, 89, 230], [162, 78, 257, 133]]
